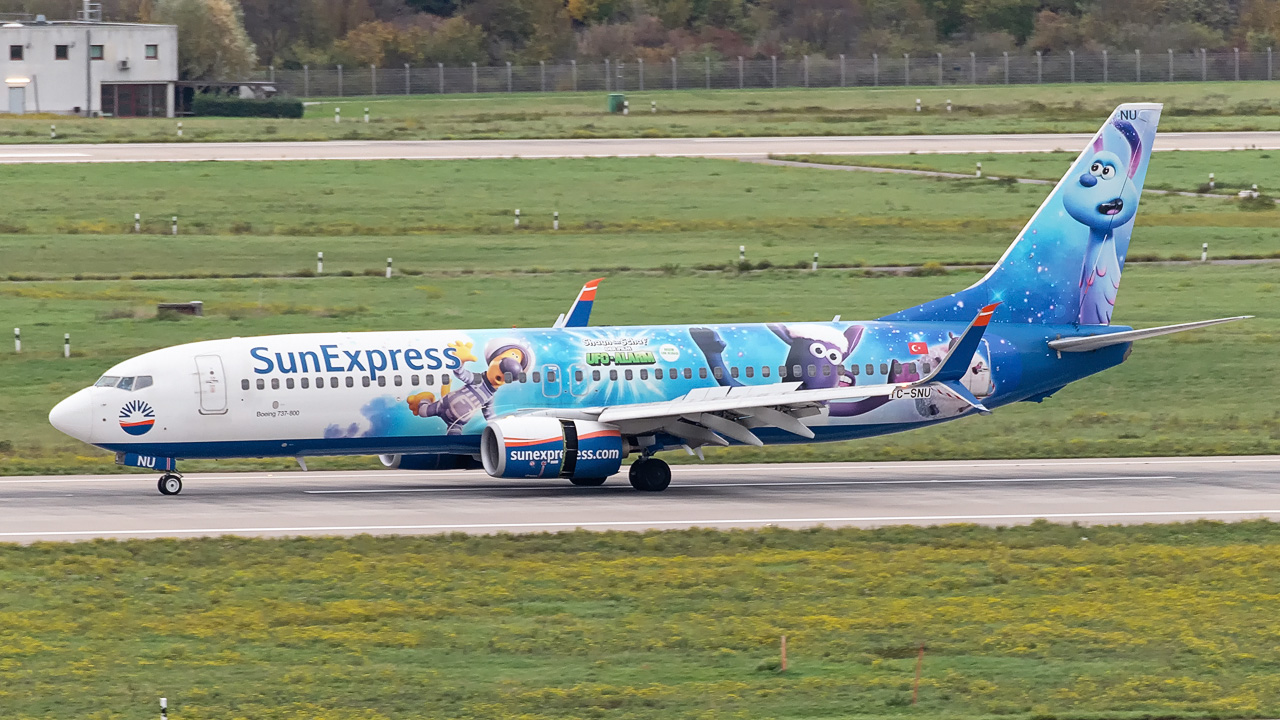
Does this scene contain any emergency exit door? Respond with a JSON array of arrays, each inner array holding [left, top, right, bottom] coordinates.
[[194, 355, 228, 415]]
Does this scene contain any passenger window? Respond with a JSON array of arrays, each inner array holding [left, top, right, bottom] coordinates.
[[683, 368, 692, 379], [271, 378, 280, 390], [778, 366, 787, 378], [639, 369, 648, 380], [410, 375, 419, 386], [301, 377, 310, 389], [547, 370, 557, 383], [425, 374, 434, 386], [256, 379, 265, 390], [329, 377, 338, 387], [117, 377, 135, 391], [394, 375, 403, 386], [345, 377, 354, 388], [504, 372, 514, 383], [730, 367, 739, 379], [134, 376, 153, 390], [362, 376, 371, 388], [745, 367, 754, 378], [521, 372, 529, 383], [286, 378, 295, 389], [866, 364, 874, 376], [95, 376, 120, 388], [574, 370, 582, 382], [850, 364, 859, 376], [762, 366, 770, 378], [609, 369, 618, 381], [713, 367, 723, 380], [592, 370, 601, 381], [822, 365, 831, 377], [906, 362, 917, 374], [625, 369, 633, 381], [879, 363, 888, 375], [241, 379, 250, 390], [532, 372, 541, 383], [699, 368, 707, 379], [655, 368, 664, 379], [792, 365, 802, 378], [441, 375, 451, 386], [377, 376, 386, 387], [922, 362, 931, 374], [807, 365, 816, 378]]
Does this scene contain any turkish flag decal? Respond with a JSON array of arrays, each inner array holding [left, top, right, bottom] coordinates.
[[907, 342, 929, 355]]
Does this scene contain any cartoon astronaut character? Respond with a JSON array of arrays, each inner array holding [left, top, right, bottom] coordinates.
[[1063, 119, 1143, 325], [406, 338, 532, 435]]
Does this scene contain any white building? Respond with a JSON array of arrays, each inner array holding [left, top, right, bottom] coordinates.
[[0, 19, 177, 117]]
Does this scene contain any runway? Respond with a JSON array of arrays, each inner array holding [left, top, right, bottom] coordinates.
[[1, 456, 1277, 542], [1, 131, 1278, 164]]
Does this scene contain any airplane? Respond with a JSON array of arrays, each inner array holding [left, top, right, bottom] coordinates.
[[49, 103, 1249, 496]]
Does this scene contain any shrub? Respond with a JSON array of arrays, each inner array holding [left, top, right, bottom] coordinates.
[[192, 95, 303, 119]]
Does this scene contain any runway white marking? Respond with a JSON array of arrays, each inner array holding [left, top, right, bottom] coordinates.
[[0, 152, 90, 158], [2, 507, 1278, 539], [301, 475, 1176, 494]]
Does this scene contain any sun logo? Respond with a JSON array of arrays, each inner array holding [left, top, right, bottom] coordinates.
[[119, 400, 155, 436]]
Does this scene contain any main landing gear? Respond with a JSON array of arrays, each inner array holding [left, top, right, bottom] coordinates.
[[157, 473, 183, 496], [629, 458, 671, 492]]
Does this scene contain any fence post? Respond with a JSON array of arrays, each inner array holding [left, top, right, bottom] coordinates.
[[1234, 47, 1240, 80], [771, 55, 777, 88], [13, 327, 19, 353], [672, 57, 677, 89], [1168, 49, 1173, 81], [540, 60, 546, 91], [738, 56, 744, 88], [368, 64, 375, 95], [304, 64, 309, 97], [1135, 49, 1140, 82], [803, 55, 809, 87], [438, 63, 444, 93], [1201, 49, 1207, 81], [904, 53, 910, 85], [337, 64, 343, 96], [405, 63, 410, 94], [1003, 51, 1009, 84], [472, 62, 478, 92], [937, 52, 943, 84], [1036, 50, 1042, 83], [1069, 50, 1075, 82], [840, 54, 846, 86], [639, 58, 645, 90], [506, 61, 512, 92], [1270, 47, 1274, 81], [1102, 50, 1108, 82], [873, 53, 879, 86], [706, 56, 711, 89], [64, 333, 70, 358], [572, 59, 577, 91], [604, 59, 611, 92], [269, 64, 275, 83], [970, 51, 976, 84]]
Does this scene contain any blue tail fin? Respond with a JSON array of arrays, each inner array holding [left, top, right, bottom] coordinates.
[[883, 103, 1162, 327]]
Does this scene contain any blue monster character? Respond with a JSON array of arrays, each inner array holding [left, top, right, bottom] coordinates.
[[406, 338, 532, 435], [1062, 120, 1143, 325], [691, 324, 893, 417]]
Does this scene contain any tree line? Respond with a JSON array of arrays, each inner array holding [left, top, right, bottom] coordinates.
[[1, 0, 1278, 78]]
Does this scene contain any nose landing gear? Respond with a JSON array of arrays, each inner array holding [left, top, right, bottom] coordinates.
[[157, 473, 183, 496]]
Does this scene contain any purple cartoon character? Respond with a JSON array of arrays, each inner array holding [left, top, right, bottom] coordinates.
[[406, 338, 532, 435], [1063, 120, 1142, 325]]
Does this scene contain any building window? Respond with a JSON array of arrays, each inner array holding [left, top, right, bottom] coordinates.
[[55, 45, 69, 60], [89, 44, 104, 60], [145, 44, 158, 60], [9, 45, 22, 61]]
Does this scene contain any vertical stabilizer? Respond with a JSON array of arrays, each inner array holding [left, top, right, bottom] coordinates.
[[883, 102, 1162, 326]]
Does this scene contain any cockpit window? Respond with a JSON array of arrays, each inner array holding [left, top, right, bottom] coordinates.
[[94, 375, 152, 391]]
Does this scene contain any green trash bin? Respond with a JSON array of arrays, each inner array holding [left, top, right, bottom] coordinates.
[[607, 93, 626, 113]]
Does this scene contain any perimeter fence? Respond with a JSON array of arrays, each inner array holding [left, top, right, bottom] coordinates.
[[250, 49, 1276, 98]]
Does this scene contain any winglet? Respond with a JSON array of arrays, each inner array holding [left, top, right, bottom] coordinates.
[[554, 278, 604, 328], [920, 303, 999, 384]]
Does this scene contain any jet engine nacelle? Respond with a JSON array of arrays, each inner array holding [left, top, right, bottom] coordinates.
[[481, 417, 624, 480], [379, 453, 482, 471]]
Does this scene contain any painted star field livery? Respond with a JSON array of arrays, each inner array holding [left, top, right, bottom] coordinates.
[[49, 104, 1248, 495]]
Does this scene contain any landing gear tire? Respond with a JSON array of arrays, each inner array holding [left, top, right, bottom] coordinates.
[[569, 476, 608, 486], [157, 474, 183, 496], [629, 458, 671, 492]]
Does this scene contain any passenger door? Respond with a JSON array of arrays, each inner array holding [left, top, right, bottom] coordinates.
[[541, 364, 562, 400], [194, 355, 228, 415]]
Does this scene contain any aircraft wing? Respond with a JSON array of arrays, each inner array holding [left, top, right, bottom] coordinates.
[[521, 305, 998, 449], [1048, 316, 1251, 353], [553, 278, 604, 328]]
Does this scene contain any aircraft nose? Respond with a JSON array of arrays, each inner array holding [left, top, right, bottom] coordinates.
[[49, 387, 94, 443]]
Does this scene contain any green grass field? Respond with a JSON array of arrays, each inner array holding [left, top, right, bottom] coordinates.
[[1, 82, 1278, 143], [1, 157, 1277, 282], [3, 263, 1275, 475], [778, 149, 1280, 195], [7, 521, 1280, 719]]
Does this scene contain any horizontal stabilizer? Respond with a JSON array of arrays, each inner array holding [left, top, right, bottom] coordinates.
[[920, 303, 1000, 384], [1048, 316, 1252, 353]]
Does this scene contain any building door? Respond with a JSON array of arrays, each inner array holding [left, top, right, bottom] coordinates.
[[7, 86, 23, 115], [194, 355, 228, 415]]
